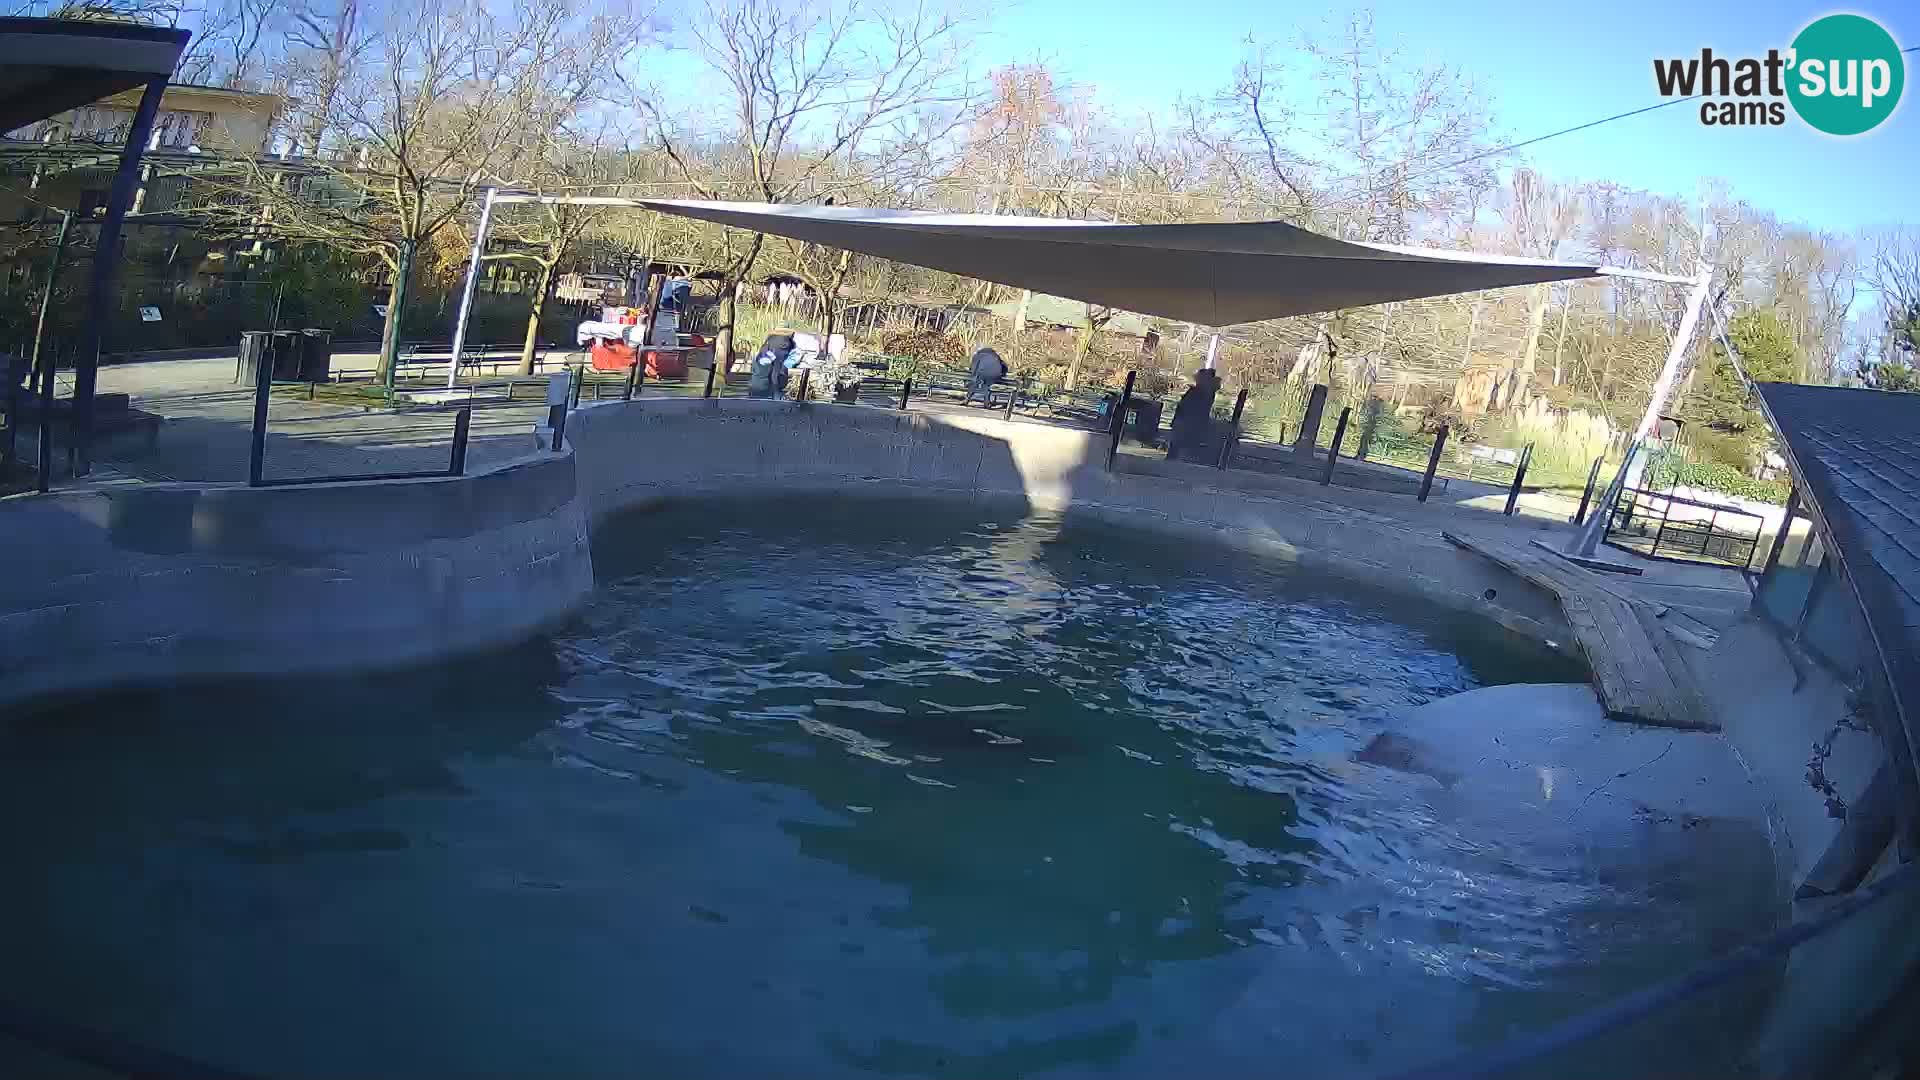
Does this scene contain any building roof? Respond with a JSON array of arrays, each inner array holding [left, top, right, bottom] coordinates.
[[0, 17, 189, 133], [986, 292, 1156, 337], [1756, 382, 1920, 761], [633, 199, 1614, 327]]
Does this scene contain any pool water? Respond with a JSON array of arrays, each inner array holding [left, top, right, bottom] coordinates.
[[0, 499, 1772, 1078]]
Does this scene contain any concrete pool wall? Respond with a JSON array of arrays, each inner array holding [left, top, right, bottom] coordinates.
[[2, 397, 1565, 708], [565, 397, 1574, 643], [0, 451, 592, 709]]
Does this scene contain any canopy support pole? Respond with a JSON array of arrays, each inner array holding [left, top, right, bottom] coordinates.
[[73, 74, 167, 476], [1565, 265, 1713, 558], [447, 186, 498, 390]]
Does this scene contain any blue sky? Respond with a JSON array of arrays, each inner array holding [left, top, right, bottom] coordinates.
[[967, 0, 1918, 234]]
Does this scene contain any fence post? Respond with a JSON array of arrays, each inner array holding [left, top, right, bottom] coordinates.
[[448, 406, 471, 475], [1504, 442, 1534, 515], [1320, 406, 1351, 486], [899, 377, 912, 411], [35, 357, 56, 493], [703, 360, 717, 399], [1105, 369, 1136, 472], [1003, 375, 1020, 420], [1760, 485, 1798, 574], [569, 362, 583, 409], [624, 355, 641, 400], [1216, 388, 1249, 469], [1293, 384, 1328, 461], [1417, 426, 1449, 503], [2, 356, 17, 470], [796, 368, 811, 404], [248, 342, 272, 487], [1573, 456, 1604, 524]]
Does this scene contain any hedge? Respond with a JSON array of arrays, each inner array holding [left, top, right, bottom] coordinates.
[[1646, 459, 1790, 504]]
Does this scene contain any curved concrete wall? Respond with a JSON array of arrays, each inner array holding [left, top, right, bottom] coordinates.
[[3, 397, 1572, 708], [566, 397, 1574, 647], [0, 452, 592, 709]]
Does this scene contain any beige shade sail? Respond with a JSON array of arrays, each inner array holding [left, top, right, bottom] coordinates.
[[635, 199, 1610, 327]]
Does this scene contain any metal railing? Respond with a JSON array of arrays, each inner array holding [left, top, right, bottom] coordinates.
[[245, 345, 474, 488], [1605, 485, 1765, 568]]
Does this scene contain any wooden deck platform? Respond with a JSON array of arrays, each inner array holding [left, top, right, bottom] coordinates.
[[1443, 532, 1716, 731]]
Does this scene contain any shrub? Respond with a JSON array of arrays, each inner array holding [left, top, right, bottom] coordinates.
[[878, 328, 968, 370], [1646, 458, 1790, 504]]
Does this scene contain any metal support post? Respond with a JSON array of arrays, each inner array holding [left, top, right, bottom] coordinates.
[[703, 361, 718, 399], [1418, 426, 1449, 503], [1573, 457, 1604, 524], [248, 343, 272, 486], [448, 407, 471, 475], [1760, 486, 1799, 574], [447, 187, 498, 390], [75, 76, 168, 476], [1568, 267, 1713, 555], [1504, 443, 1534, 515], [1105, 370, 1136, 471], [1321, 407, 1351, 485], [35, 356, 55, 493], [1217, 388, 1248, 469], [28, 210, 69, 398], [899, 377, 912, 410]]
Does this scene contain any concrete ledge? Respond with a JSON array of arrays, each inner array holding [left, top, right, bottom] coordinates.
[[1, 452, 593, 709], [2, 398, 1576, 709], [569, 398, 1574, 653]]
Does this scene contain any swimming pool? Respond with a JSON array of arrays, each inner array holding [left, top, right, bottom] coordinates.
[[0, 498, 1775, 1078]]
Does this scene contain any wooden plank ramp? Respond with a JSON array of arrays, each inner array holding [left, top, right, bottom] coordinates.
[[1443, 532, 1716, 731]]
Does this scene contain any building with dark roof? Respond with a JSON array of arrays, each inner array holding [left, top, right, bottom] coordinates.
[[1753, 382, 1920, 887]]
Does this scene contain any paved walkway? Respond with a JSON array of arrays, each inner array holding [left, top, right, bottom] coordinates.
[[94, 356, 547, 484]]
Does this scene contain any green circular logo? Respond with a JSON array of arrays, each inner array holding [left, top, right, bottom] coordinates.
[[1787, 14, 1904, 135]]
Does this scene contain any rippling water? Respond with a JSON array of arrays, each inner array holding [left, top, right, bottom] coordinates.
[[0, 498, 1773, 1078]]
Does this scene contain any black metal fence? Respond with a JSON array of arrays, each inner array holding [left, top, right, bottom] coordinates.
[[245, 343, 475, 488], [1604, 485, 1766, 568]]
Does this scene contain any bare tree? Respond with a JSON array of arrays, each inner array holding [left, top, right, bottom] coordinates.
[[635, 0, 977, 378], [473, 136, 634, 374], [176, 0, 284, 88], [199, 0, 638, 379]]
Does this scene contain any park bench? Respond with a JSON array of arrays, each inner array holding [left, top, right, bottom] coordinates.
[[847, 375, 910, 409]]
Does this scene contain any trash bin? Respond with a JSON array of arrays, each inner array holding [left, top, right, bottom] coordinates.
[[237, 330, 273, 386], [298, 328, 333, 382], [1129, 398, 1163, 446], [269, 331, 302, 381]]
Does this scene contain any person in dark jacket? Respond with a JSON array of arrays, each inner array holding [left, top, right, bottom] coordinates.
[[748, 332, 796, 398], [1166, 368, 1221, 461], [966, 347, 1006, 406]]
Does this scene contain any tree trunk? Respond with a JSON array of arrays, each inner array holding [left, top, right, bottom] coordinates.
[[820, 250, 851, 349], [1012, 289, 1032, 359], [375, 238, 415, 387], [1550, 301, 1570, 386], [1513, 283, 1550, 409], [711, 287, 737, 386], [1067, 319, 1094, 390], [520, 261, 554, 375]]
